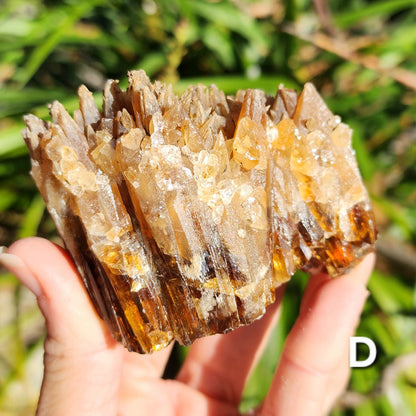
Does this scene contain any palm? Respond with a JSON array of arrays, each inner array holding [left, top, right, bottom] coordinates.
[[117, 346, 239, 415], [3, 237, 374, 416]]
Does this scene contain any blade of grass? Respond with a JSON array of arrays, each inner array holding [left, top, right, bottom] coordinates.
[[334, 0, 416, 28], [372, 196, 414, 241], [135, 53, 168, 78], [368, 270, 414, 313], [399, 377, 416, 413], [350, 364, 381, 395], [387, 378, 416, 416], [375, 395, 396, 416], [17, 194, 45, 239], [349, 121, 377, 182], [175, 75, 298, 95], [0, 94, 86, 159], [0, 87, 67, 118], [188, 1, 269, 55], [0, 305, 42, 345], [0, 273, 19, 288], [11, 283, 25, 385], [202, 25, 235, 69], [0, 334, 44, 408], [0, 188, 17, 211], [13, 0, 107, 88], [358, 315, 397, 357], [355, 400, 381, 416], [0, 125, 27, 158]]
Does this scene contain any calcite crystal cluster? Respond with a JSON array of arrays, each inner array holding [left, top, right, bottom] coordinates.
[[22, 71, 376, 353]]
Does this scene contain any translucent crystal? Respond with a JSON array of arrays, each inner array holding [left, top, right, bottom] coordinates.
[[22, 71, 377, 353]]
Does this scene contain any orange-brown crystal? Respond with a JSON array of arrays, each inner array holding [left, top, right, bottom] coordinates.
[[22, 71, 377, 353]]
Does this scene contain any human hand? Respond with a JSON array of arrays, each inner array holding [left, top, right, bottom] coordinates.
[[0, 237, 374, 416]]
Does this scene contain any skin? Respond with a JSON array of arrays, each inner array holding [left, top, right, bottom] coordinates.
[[0, 237, 374, 416]]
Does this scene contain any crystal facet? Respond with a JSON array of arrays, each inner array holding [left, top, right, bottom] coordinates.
[[22, 71, 377, 353]]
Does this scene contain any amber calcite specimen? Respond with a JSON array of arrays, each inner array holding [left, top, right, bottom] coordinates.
[[22, 71, 376, 353]]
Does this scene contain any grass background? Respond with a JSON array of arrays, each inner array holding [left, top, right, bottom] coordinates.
[[0, 0, 415, 414]]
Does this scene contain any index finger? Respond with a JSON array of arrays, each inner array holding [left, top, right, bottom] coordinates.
[[260, 254, 375, 416]]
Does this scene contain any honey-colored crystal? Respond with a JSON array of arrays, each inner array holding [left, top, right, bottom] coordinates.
[[22, 71, 376, 353]]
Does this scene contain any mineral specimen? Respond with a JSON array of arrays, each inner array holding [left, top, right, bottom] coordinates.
[[22, 71, 376, 353]]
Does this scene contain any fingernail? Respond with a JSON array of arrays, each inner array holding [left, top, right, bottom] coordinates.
[[0, 247, 42, 296]]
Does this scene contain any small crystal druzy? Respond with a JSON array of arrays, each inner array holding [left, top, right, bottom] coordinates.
[[22, 71, 376, 353]]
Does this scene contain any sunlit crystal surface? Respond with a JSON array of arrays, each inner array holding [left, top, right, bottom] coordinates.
[[22, 71, 377, 353]]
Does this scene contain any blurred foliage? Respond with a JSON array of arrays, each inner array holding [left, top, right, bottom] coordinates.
[[0, 0, 415, 415]]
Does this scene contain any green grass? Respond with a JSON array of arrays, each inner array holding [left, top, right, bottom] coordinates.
[[0, 0, 415, 414]]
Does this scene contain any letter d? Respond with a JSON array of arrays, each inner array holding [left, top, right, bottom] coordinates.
[[349, 336, 377, 368]]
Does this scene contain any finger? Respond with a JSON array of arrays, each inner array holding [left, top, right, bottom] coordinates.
[[177, 286, 285, 406], [5, 237, 117, 354], [2, 238, 125, 415], [2, 237, 172, 415], [260, 254, 375, 416], [116, 344, 175, 416], [122, 343, 174, 380], [4, 237, 174, 373], [322, 343, 351, 414], [2, 238, 128, 414]]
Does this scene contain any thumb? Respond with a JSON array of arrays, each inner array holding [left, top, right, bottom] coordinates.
[[1, 237, 123, 416], [2, 237, 116, 354]]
